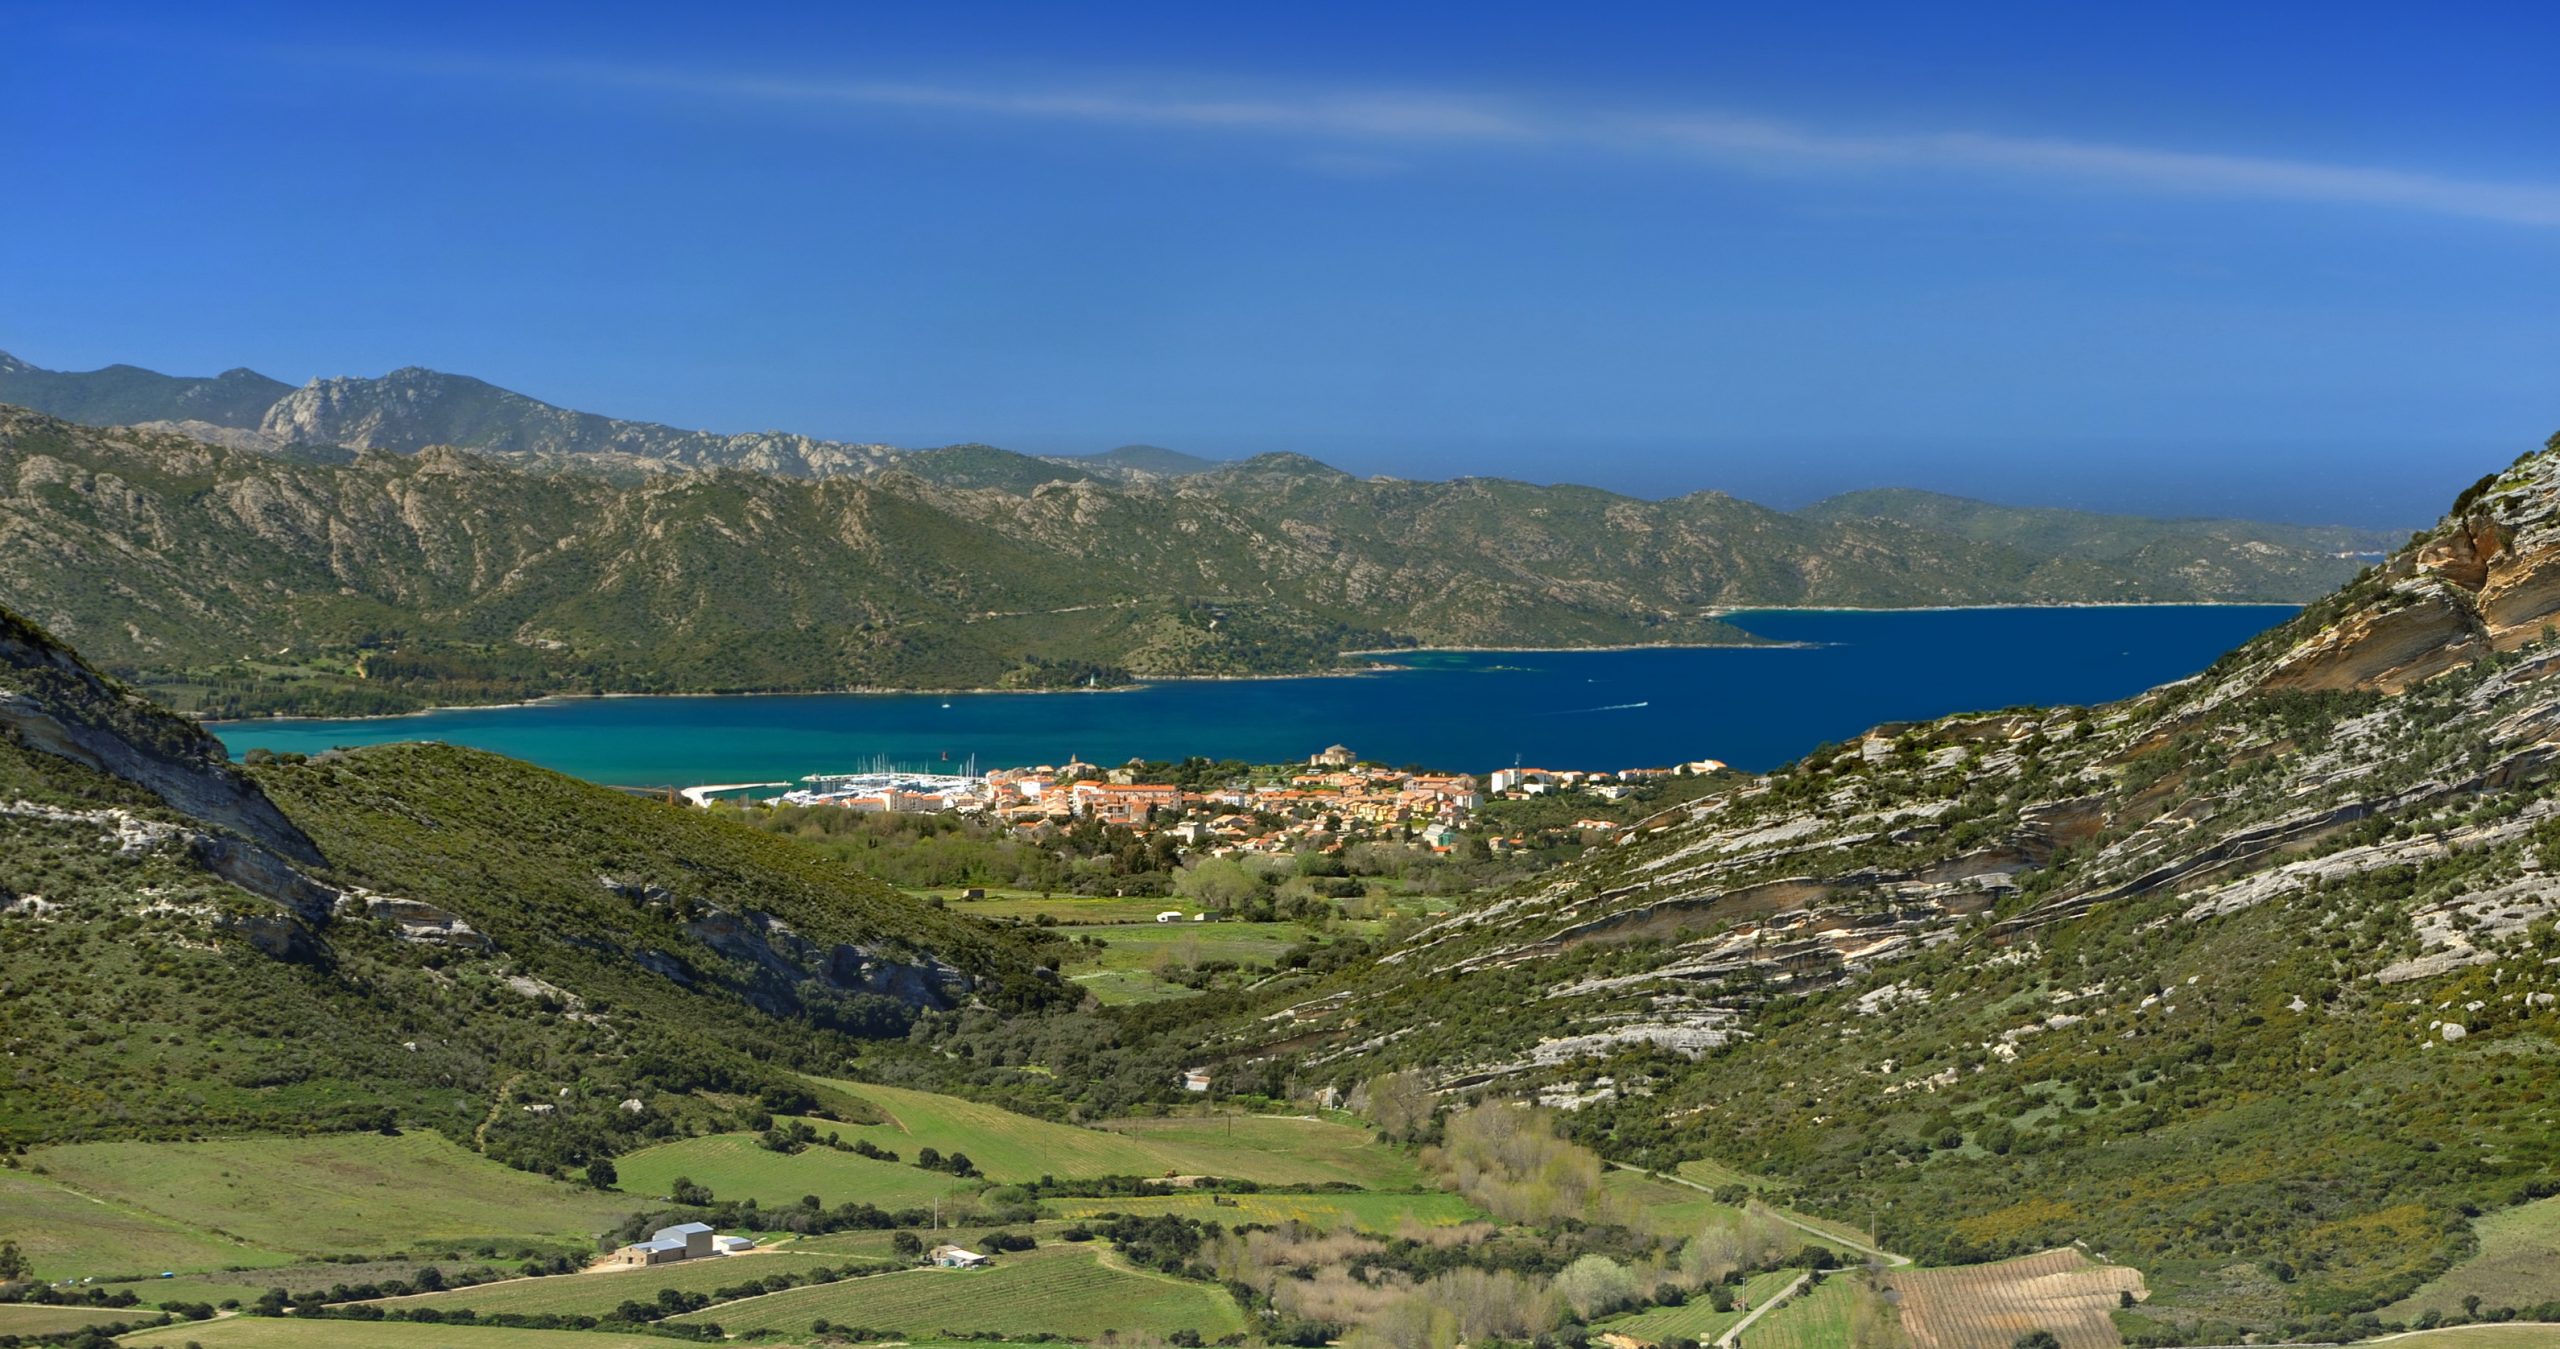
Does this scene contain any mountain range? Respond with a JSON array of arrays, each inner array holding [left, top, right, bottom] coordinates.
[[0, 348, 2399, 717], [2, 422, 2554, 1340]]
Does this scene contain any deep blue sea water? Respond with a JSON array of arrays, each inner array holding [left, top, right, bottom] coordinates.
[[211, 606, 2293, 785]]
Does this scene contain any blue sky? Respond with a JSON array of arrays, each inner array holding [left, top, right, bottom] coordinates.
[[5, 2, 2556, 526]]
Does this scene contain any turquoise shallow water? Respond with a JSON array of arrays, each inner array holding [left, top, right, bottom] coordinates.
[[212, 605, 2295, 785]]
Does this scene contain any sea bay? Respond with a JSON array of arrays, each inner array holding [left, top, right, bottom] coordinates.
[[212, 605, 2296, 786]]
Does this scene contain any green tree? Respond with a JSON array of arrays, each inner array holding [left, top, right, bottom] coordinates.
[[0, 1239, 27, 1283], [585, 1157, 618, 1190]]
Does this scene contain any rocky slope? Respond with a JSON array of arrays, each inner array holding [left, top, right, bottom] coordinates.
[[0, 407, 2386, 715], [0, 603, 1064, 1161], [1209, 435, 2560, 1335]]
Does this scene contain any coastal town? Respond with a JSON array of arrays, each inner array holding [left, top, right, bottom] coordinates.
[[727, 744, 1730, 861]]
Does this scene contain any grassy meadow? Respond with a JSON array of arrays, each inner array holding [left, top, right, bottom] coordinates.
[[813, 1080, 1413, 1186], [666, 1242, 1246, 1340], [611, 1128, 970, 1210], [0, 1168, 282, 1281], [1045, 1188, 1483, 1233], [2387, 1196, 2560, 1321], [18, 1136, 629, 1274]]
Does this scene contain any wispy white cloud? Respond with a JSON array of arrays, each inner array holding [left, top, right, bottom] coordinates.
[[290, 46, 2560, 227]]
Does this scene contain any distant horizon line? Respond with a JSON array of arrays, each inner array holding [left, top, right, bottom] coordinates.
[[0, 342, 2439, 532]]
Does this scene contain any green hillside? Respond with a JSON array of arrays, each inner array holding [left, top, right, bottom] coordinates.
[[0, 406, 2385, 716], [0, 600, 1067, 1180]]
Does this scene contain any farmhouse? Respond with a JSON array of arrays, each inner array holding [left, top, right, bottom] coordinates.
[[930, 1245, 990, 1268], [1180, 1067, 1213, 1092]]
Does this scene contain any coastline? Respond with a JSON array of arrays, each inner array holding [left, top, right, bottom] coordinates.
[[200, 602, 2299, 727], [1702, 599, 2302, 618], [201, 661, 1411, 726]]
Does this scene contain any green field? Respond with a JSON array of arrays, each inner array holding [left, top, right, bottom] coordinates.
[[816, 1081, 1414, 1187], [1676, 1156, 1784, 1194], [1604, 1169, 1754, 1238], [1739, 1272, 1862, 1349], [26, 1131, 632, 1261], [0, 1168, 285, 1280], [1064, 967, 1199, 1003], [119, 1317, 707, 1348], [0, 1303, 157, 1336], [2370, 1328, 2560, 1348], [1057, 920, 1309, 967], [2388, 1197, 2560, 1321], [1054, 919, 1321, 1003], [1097, 1112, 1430, 1188], [667, 1242, 1245, 1340], [1047, 1188, 1482, 1233], [1599, 1269, 1802, 1343], [612, 1128, 970, 1210], [947, 892, 1184, 924], [365, 1251, 873, 1318]]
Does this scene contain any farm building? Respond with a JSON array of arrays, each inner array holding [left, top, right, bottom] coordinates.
[[1179, 1068, 1213, 1093], [930, 1245, 989, 1268], [618, 1221, 732, 1266]]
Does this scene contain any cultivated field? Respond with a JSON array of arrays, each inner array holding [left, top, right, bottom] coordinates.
[[612, 1128, 970, 1209], [1096, 1112, 1430, 1188], [363, 1250, 873, 1317], [2387, 1196, 2560, 1321], [1886, 1248, 2146, 1349], [26, 1131, 632, 1260], [1046, 1188, 1482, 1233], [0, 1168, 281, 1280], [0, 1303, 152, 1336], [666, 1242, 1246, 1340], [119, 1317, 705, 1349], [814, 1080, 1412, 1186], [1739, 1271, 1867, 1349], [1599, 1268, 1802, 1343]]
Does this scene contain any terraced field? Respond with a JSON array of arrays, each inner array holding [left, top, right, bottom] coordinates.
[[1597, 1268, 1802, 1344], [667, 1242, 1246, 1340], [816, 1080, 1411, 1186], [0, 1168, 283, 1279], [1046, 1188, 1482, 1233], [2387, 1197, 2560, 1321], [612, 1128, 970, 1209], [26, 1131, 630, 1259]]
